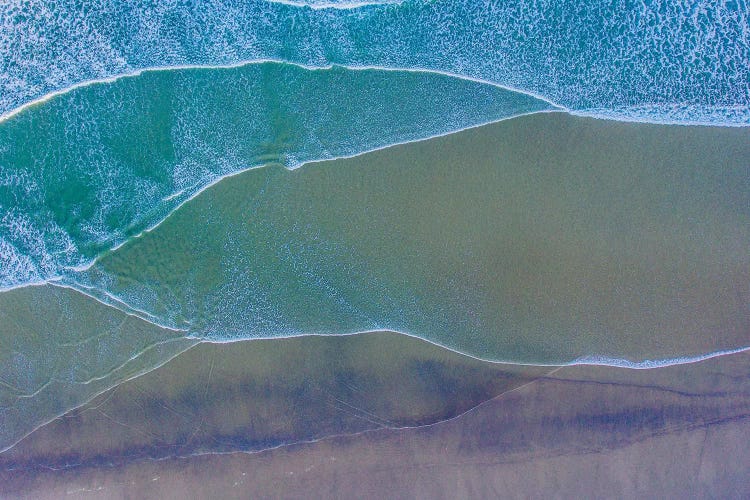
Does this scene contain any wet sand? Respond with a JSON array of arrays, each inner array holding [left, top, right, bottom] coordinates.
[[0, 284, 195, 454], [3, 348, 748, 498], [0, 331, 550, 473]]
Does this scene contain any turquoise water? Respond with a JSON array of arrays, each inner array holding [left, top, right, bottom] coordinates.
[[72, 114, 750, 364], [2, 0, 748, 124], [0, 63, 552, 289]]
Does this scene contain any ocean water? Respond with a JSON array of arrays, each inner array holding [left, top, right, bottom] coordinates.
[[71, 114, 750, 363], [2, 0, 748, 125], [0, 283, 196, 452], [1, 2, 749, 475], [1, 332, 551, 469], [0, 63, 552, 289]]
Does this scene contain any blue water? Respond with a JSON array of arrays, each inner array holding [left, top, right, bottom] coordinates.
[[2, 0, 748, 125]]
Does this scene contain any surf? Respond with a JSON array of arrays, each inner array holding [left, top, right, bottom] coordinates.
[[2, 0, 747, 125]]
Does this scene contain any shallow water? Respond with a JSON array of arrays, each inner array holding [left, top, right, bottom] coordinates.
[[3, 0, 748, 124], [0, 62, 551, 289], [74, 113, 750, 363]]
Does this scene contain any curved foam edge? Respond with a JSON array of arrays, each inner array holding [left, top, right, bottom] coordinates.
[[3, 59, 749, 128], [0, 60, 564, 125], [0, 107, 563, 295], [263, 0, 405, 9], [572, 347, 750, 369], [191, 329, 750, 370], [31, 278, 750, 370]]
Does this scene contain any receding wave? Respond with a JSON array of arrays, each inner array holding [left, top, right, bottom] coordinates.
[[0, 62, 554, 290], [263, 0, 405, 9], [70, 114, 750, 364], [1, 0, 747, 125]]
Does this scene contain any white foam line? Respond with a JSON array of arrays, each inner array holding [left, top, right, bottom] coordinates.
[[0, 278, 56, 294], [571, 109, 750, 128], [0, 60, 746, 370], [189, 328, 750, 370], [0, 337, 199, 455], [4, 62, 738, 287], [162, 188, 186, 202], [293, 108, 562, 168], [9, 283, 742, 372], [46, 281, 188, 333], [574, 346, 750, 369], [264, 0, 404, 9], [3, 59, 749, 128], [0, 59, 565, 125]]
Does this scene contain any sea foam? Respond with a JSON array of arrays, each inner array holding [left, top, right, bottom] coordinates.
[[0, 62, 552, 290]]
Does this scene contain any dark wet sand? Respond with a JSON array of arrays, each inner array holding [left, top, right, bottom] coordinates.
[[0, 331, 549, 474], [0, 284, 195, 454], [2, 347, 749, 498]]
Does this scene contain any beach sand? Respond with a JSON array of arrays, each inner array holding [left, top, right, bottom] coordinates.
[[3, 347, 748, 498]]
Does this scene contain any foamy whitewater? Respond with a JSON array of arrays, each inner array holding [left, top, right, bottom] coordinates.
[[1, 0, 748, 125]]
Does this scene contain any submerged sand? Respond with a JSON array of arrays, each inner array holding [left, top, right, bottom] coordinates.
[[2, 112, 749, 497]]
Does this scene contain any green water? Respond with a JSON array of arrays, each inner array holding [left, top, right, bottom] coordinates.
[[0, 284, 196, 452], [0, 62, 550, 288]]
